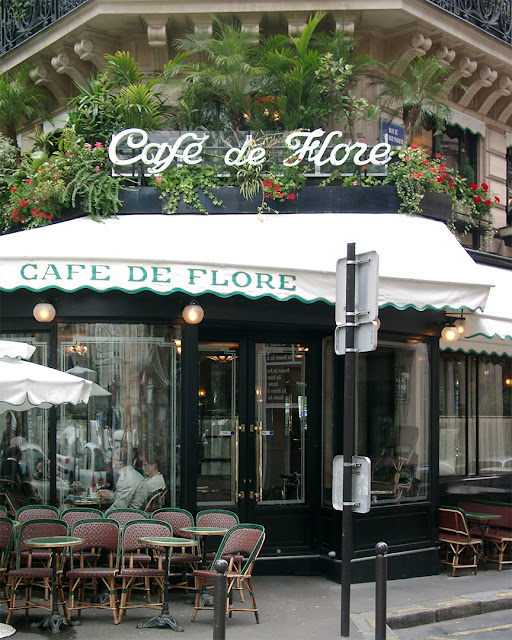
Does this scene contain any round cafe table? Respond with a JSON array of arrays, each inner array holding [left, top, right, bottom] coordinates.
[[180, 527, 228, 607], [136, 536, 198, 631], [25, 536, 84, 633]]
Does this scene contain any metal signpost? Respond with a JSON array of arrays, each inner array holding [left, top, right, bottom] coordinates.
[[335, 243, 379, 637]]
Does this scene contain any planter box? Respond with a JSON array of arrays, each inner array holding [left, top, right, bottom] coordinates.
[[116, 186, 452, 221]]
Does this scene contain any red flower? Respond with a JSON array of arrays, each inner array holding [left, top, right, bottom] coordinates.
[[481, 183, 489, 192], [449, 183, 454, 188], [495, 196, 500, 203], [26, 179, 32, 184], [274, 184, 281, 191], [48, 214, 53, 220], [20, 198, 29, 207], [470, 183, 478, 190], [421, 159, 428, 164], [474, 195, 482, 204], [404, 156, 410, 161], [435, 153, 442, 158], [9, 187, 16, 192], [288, 193, 296, 200], [484, 199, 491, 207], [411, 145, 418, 150], [437, 176, 444, 183]]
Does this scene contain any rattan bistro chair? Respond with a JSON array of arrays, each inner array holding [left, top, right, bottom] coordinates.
[[117, 520, 173, 622], [152, 509, 201, 592], [5, 519, 68, 624], [439, 507, 482, 576], [67, 519, 121, 624], [191, 524, 265, 624]]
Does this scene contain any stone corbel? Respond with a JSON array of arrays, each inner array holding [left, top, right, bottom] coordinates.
[[51, 51, 88, 87], [241, 17, 261, 43], [479, 77, 512, 115], [287, 15, 308, 36], [29, 63, 68, 103], [498, 99, 512, 124], [445, 56, 478, 86], [192, 19, 213, 39], [435, 45, 456, 67], [143, 16, 170, 71], [395, 33, 432, 74], [458, 66, 497, 108], [74, 39, 109, 71], [331, 11, 356, 36]]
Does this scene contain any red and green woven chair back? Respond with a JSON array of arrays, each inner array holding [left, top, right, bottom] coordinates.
[[0, 517, 14, 569], [196, 509, 239, 529], [152, 508, 194, 539], [61, 507, 103, 528], [106, 508, 148, 526], [120, 520, 172, 569], [16, 505, 59, 522], [16, 518, 67, 567], [440, 507, 470, 537], [70, 518, 120, 569], [214, 524, 265, 575]]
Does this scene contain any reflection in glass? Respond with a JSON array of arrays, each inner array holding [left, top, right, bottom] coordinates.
[[0, 334, 51, 506], [255, 343, 306, 504], [197, 343, 239, 505], [57, 324, 179, 510], [357, 341, 429, 505]]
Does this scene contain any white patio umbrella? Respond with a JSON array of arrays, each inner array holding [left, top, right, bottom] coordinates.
[[0, 340, 93, 414], [65, 366, 112, 398]]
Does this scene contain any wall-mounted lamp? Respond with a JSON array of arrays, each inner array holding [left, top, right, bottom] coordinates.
[[441, 325, 459, 342], [33, 302, 56, 323], [65, 343, 88, 355], [182, 302, 204, 325], [454, 317, 466, 335]]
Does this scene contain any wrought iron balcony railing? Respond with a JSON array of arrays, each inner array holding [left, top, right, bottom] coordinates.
[[0, 0, 511, 57], [425, 0, 511, 45], [1, 0, 88, 56]]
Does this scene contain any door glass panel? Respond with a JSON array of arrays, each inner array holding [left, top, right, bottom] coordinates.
[[198, 343, 239, 505], [255, 343, 306, 504]]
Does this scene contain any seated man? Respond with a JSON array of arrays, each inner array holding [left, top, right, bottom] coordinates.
[[143, 455, 166, 494], [99, 446, 146, 509]]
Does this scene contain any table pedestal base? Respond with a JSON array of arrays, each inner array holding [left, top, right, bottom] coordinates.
[[137, 613, 183, 631], [31, 614, 81, 634]]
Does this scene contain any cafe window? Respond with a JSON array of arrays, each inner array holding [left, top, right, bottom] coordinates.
[[434, 125, 478, 183], [56, 323, 180, 510], [0, 333, 51, 505], [440, 352, 512, 476], [322, 339, 429, 507]]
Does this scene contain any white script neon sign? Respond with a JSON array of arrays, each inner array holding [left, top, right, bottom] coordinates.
[[109, 128, 392, 174]]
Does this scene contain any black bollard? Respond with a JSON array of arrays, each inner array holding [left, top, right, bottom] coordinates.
[[375, 542, 388, 640], [213, 559, 228, 640]]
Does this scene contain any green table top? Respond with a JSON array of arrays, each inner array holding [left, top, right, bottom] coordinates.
[[25, 536, 84, 548]]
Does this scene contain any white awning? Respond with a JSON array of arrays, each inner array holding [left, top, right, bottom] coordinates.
[[441, 263, 512, 356], [0, 213, 492, 312], [449, 109, 486, 137]]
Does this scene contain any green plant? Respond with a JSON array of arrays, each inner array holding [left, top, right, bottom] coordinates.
[[261, 163, 307, 202], [383, 145, 497, 233], [372, 56, 457, 146], [0, 66, 51, 156], [175, 17, 266, 131], [150, 165, 227, 214]]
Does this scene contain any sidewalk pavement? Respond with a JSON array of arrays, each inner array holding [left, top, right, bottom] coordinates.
[[2, 568, 511, 639]]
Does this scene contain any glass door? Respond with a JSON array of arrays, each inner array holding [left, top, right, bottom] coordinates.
[[253, 343, 306, 505], [197, 341, 307, 517]]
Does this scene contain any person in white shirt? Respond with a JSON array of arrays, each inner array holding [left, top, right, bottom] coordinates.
[[99, 446, 146, 509], [144, 455, 166, 494]]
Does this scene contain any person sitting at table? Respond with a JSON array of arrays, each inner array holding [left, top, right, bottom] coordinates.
[[0, 444, 27, 494], [144, 455, 166, 494], [98, 446, 146, 509]]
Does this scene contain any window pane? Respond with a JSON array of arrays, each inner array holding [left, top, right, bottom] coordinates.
[[0, 334, 51, 507], [357, 341, 429, 505], [57, 324, 179, 510], [255, 343, 306, 504], [439, 353, 466, 475], [197, 343, 239, 505], [322, 337, 335, 506]]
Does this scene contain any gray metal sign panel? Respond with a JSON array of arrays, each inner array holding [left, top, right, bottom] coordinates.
[[336, 251, 379, 325], [332, 455, 371, 513]]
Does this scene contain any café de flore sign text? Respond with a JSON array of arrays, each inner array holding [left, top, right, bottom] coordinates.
[[108, 128, 392, 174]]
